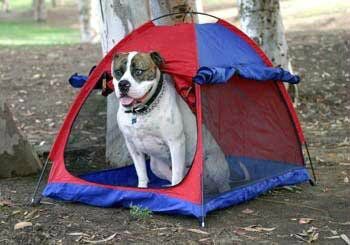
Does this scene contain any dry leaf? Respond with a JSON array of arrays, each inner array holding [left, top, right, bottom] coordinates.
[[186, 228, 210, 235], [294, 227, 319, 243], [340, 234, 350, 245], [40, 201, 54, 205], [14, 221, 33, 230], [308, 231, 319, 243], [299, 218, 314, 224], [199, 237, 211, 242], [242, 208, 254, 214], [0, 200, 14, 207], [326, 236, 340, 239], [24, 210, 38, 219], [241, 225, 276, 232], [68, 232, 89, 237], [81, 233, 117, 244]]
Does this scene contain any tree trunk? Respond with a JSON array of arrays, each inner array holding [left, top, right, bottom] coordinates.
[[77, 0, 99, 43], [33, 0, 46, 22], [1, 0, 10, 12], [237, 0, 298, 104], [98, 0, 150, 167], [51, 0, 56, 8], [0, 99, 42, 178], [150, 0, 203, 25]]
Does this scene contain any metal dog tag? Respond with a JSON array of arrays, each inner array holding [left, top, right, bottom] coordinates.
[[131, 114, 137, 124]]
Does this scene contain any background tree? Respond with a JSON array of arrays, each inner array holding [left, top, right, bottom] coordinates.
[[77, 0, 99, 43], [237, 0, 298, 104], [33, 0, 46, 22], [1, 0, 10, 12], [150, 0, 203, 25]]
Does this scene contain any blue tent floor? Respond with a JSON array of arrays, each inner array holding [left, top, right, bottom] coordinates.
[[43, 157, 310, 218]]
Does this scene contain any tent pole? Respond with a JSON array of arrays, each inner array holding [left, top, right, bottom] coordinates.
[[30, 158, 50, 205], [304, 143, 317, 185], [201, 217, 205, 228]]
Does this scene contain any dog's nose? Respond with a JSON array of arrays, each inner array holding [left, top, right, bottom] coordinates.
[[118, 80, 130, 94]]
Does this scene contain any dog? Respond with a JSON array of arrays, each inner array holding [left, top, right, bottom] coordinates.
[[112, 51, 230, 193]]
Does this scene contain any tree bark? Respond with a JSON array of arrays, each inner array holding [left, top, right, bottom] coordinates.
[[33, 0, 46, 22], [77, 0, 99, 43], [237, 0, 298, 104], [150, 0, 203, 25], [0, 99, 42, 178], [1, 0, 10, 12]]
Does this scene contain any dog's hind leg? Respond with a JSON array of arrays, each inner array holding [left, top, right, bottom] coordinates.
[[150, 156, 172, 183], [125, 140, 148, 188], [168, 134, 186, 186]]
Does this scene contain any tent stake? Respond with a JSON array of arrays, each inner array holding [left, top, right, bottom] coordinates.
[[30, 158, 50, 205], [304, 142, 317, 185]]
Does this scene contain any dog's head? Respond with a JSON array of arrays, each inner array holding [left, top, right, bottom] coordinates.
[[111, 51, 164, 108]]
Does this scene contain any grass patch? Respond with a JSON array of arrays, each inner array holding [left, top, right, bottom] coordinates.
[[8, 0, 33, 12], [130, 205, 152, 220], [8, 0, 53, 12], [0, 21, 80, 45], [9, 0, 74, 12]]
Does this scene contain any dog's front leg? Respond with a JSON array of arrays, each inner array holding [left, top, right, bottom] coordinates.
[[168, 134, 186, 186], [125, 140, 149, 188]]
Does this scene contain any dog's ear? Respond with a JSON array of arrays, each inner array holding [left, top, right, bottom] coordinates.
[[150, 51, 165, 68]]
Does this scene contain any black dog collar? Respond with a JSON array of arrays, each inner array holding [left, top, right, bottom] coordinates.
[[124, 74, 164, 114]]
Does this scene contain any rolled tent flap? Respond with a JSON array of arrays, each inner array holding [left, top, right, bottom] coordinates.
[[193, 65, 300, 85]]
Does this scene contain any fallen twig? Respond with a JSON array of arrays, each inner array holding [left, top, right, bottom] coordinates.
[[81, 232, 117, 244], [341, 234, 350, 245]]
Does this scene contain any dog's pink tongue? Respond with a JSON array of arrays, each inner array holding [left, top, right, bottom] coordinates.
[[120, 96, 134, 106]]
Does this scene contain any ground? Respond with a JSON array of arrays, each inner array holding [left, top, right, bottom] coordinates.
[[0, 0, 350, 244]]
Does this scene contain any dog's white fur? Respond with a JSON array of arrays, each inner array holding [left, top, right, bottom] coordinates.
[[113, 51, 230, 192]]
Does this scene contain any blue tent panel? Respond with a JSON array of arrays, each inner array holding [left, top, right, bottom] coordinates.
[[193, 66, 300, 85], [194, 23, 300, 85]]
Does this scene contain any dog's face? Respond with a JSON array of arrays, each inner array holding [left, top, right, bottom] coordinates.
[[111, 51, 164, 108]]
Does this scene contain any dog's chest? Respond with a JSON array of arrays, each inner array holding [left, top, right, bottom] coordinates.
[[117, 85, 182, 159]]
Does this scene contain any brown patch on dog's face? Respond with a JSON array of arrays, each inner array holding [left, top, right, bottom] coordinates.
[[130, 52, 160, 82], [112, 53, 128, 80]]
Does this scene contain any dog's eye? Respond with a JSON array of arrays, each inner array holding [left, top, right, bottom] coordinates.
[[114, 70, 123, 78], [134, 69, 144, 76]]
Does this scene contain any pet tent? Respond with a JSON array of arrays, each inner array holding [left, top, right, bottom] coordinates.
[[33, 14, 315, 224]]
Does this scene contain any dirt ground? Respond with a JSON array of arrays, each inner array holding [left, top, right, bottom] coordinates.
[[1, 4, 350, 245]]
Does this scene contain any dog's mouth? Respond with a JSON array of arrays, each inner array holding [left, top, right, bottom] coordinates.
[[120, 87, 153, 107], [119, 96, 135, 107]]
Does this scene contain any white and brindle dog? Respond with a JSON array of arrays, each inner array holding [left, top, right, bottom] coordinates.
[[112, 51, 230, 193]]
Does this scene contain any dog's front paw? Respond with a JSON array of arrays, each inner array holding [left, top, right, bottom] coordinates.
[[138, 180, 149, 188]]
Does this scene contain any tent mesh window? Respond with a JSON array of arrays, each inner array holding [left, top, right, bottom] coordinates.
[[64, 90, 108, 176], [201, 77, 305, 200]]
